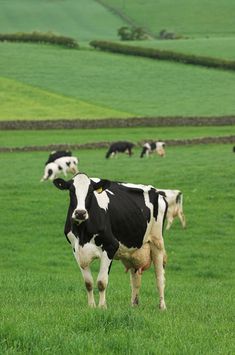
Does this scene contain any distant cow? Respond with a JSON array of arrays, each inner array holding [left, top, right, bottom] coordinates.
[[41, 156, 79, 181], [45, 150, 72, 165], [140, 141, 166, 158], [53, 173, 168, 309], [233, 146, 235, 153], [158, 189, 186, 230], [105, 141, 134, 159]]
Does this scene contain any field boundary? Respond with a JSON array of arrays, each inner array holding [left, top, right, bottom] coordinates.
[[90, 40, 235, 72], [1, 135, 234, 153], [1, 116, 235, 130]]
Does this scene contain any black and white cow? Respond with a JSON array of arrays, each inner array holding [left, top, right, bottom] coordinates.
[[105, 141, 134, 159], [140, 141, 166, 158], [45, 150, 72, 165], [41, 156, 79, 181], [157, 189, 186, 230], [53, 173, 168, 309]]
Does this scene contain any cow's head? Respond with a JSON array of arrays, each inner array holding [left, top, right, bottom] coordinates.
[[53, 173, 110, 224]]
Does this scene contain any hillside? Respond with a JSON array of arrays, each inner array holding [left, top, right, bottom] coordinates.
[[1, 42, 235, 119], [100, 0, 235, 38], [0, 0, 125, 41]]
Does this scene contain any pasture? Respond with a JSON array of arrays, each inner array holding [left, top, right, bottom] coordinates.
[[1, 43, 235, 119], [0, 144, 234, 354], [101, 0, 235, 37], [0, 126, 235, 148]]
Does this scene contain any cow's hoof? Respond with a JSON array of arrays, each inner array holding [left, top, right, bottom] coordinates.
[[159, 301, 166, 310]]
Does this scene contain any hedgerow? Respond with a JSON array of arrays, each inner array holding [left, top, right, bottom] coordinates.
[[0, 32, 79, 48], [90, 40, 235, 71]]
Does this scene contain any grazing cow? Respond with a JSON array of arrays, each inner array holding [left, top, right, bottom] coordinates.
[[140, 141, 166, 158], [53, 173, 168, 309], [41, 156, 79, 181], [45, 150, 72, 165], [233, 146, 235, 153], [105, 141, 134, 159], [157, 189, 186, 230]]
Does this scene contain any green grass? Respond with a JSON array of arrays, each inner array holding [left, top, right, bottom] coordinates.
[[0, 144, 234, 354], [0, 77, 131, 120], [0, 0, 125, 41], [129, 37, 235, 61], [1, 42, 235, 119], [0, 126, 235, 148], [101, 0, 235, 38]]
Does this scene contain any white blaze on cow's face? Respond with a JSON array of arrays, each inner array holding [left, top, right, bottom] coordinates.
[[71, 174, 91, 222]]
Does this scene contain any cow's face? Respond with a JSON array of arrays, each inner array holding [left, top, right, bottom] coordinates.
[[53, 173, 110, 224]]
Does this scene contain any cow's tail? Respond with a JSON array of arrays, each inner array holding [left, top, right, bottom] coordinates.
[[140, 146, 147, 158]]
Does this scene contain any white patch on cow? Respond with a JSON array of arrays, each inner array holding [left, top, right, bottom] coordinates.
[[67, 231, 77, 249], [77, 241, 102, 269], [120, 182, 153, 192], [72, 174, 90, 217], [91, 177, 100, 183], [144, 143, 151, 150], [94, 190, 110, 210]]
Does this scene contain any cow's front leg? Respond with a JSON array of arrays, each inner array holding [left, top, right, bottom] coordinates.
[[97, 251, 112, 309], [80, 266, 96, 307], [130, 268, 142, 306]]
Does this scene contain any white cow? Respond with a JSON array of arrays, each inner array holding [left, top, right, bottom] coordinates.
[[41, 156, 79, 181], [158, 189, 186, 230]]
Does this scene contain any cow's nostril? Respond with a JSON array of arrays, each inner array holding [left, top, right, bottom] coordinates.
[[74, 209, 87, 220]]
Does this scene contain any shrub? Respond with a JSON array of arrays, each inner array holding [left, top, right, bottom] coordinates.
[[0, 32, 79, 48], [117, 26, 147, 41], [159, 29, 185, 40]]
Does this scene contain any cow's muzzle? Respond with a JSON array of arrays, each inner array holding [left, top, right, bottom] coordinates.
[[72, 209, 88, 222]]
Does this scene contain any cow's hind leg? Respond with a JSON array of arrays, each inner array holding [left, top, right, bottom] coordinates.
[[97, 252, 112, 308], [130, 268, 142, 306], [178, 210, 186, 228], [80, 266, 96, 307], [151, 238, 167, 310]]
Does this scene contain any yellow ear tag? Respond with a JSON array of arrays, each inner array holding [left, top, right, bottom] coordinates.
[[96, 187, 103, 194]]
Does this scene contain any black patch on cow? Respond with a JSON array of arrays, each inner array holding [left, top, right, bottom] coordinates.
[[148, 188, 159, 220], [66, 162, 71, 167], [58, 165, 62, 171], [45, 150, 72, 165], [47, 169, 53, 179], [104, 183, 150, 248], [150, 142, 157, 151], [176, 192, 182, 204]]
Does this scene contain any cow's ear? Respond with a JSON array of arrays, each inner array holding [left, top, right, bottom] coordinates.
[[53, 178, 70, 190], [93, 179, 111, 193]]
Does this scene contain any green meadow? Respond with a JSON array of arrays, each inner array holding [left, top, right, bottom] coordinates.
[[1, 42, 235, 119], [101, 0, 235, 37], [0, 145, 234, 354], [0, 126, 235, 148], [0, 0, 125, 41]]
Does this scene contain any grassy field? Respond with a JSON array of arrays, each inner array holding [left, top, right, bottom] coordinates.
[[1, 42, 235, 119], [0, 126, 235, 148], [0, 0, 125, 41], [102, 0, 235, 38], [0, 144, 234, 354]]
